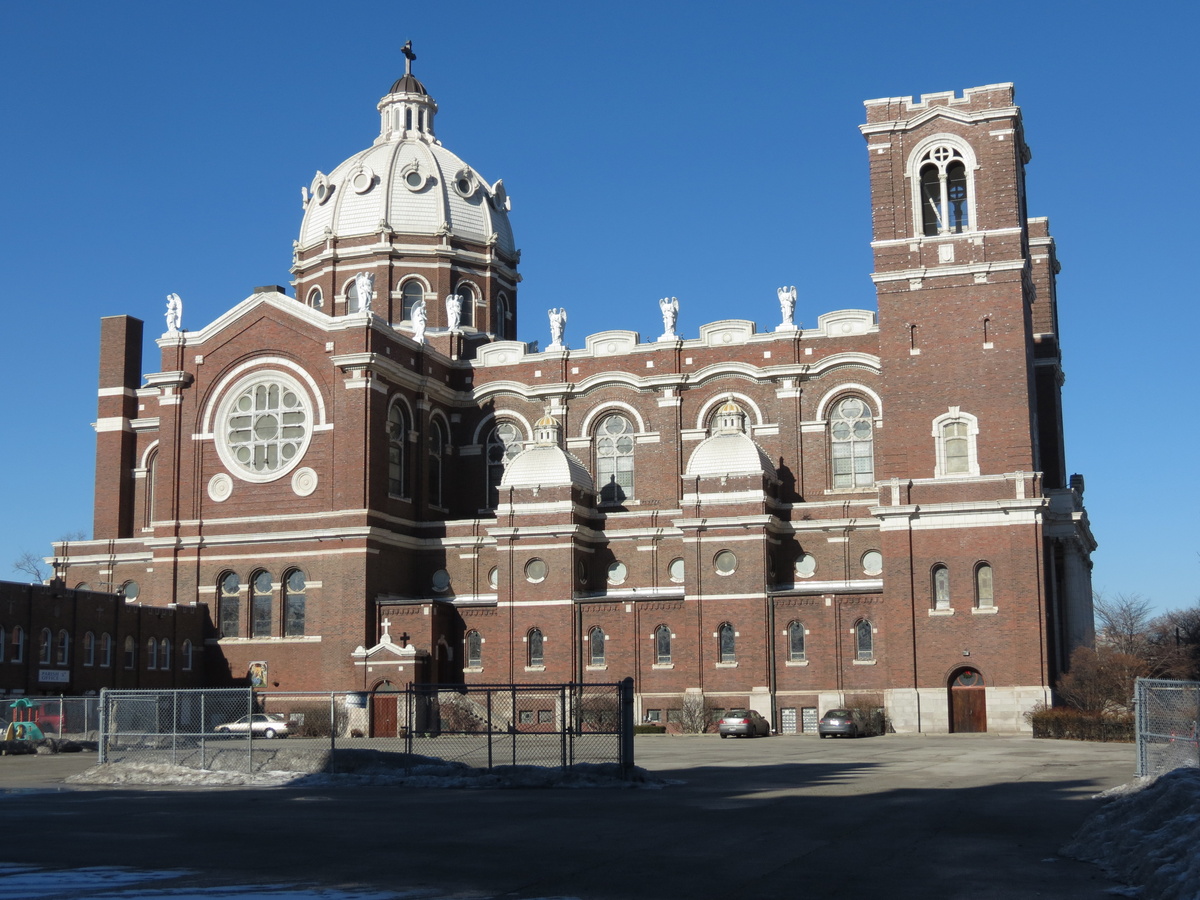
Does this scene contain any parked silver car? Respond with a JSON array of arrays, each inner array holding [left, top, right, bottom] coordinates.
[[818, 708, 865, 738], [718, 709, 770, 738], [214, 713, 289, 739]]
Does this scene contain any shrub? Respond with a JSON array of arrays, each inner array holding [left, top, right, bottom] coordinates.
[[1027, 704, 1134, 742], [284, 702, 349, 738], [845, 693, 889, 736], [634, 724, 667, 735]]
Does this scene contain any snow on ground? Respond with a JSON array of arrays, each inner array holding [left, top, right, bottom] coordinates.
[[1065, 766, 1200, 900], [67, 759, 669, 789]]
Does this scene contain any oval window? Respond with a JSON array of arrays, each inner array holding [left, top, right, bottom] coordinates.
[[714, 550, 737, 575], [525, 558, 548, 583]]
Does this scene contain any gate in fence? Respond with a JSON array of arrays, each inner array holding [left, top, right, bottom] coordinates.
[[1135, 677, 1200, 777]]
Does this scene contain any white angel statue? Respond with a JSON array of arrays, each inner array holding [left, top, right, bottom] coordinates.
[[165, 293, 183, 333], [446, 293, 463, 332], [411, 299, 428, 345], [547, 307, 567, 350], [353, 271, 375, 313], [658, 296, 679, 341], [776, 285, 798, 331]]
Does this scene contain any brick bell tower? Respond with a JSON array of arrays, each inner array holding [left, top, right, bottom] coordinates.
[[860, 84, 1092, 732]]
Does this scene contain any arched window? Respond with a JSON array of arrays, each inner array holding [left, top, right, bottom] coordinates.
[[788, 621, 806, 661], [144, 449, 157, 529], [527, 629, 544, 667], [428, 418, 446, 508], [219, 572, 240, 638], [251, 570, 273, 638], [83, 631, 95, 666], [918, 144, 970, 236], [718, 623, 736, 664], [181, 639, 193, 671], [975, 563, 994, 609], [284, 569, 306, 637], [486, 421, 523, 508], [124, 635, 136, 670], [0, 626, 6, 663], [588, 626, 606, 666], [933, 409, 980, 478], [595, 414, 635, 504], [11, 627, 24, 663], [160, 639, 171, 670], [345, 279, 361, 313], [38, 628, 52, 665], [146, 637, 157, 670], [496, 293, 510, 334], [933, 565, 950, 609], [56, 629, 70, 666], [387, 403, 409, 497], [830, 397, 874, 489], [100, 633, 112, 668], [307, 287, 323, 310], [655, 625, 672, 665], [400, 280, 424, 321], [454, 283, 475, 328], [855, 619, 874, 661], [466, 631, 482, 668]]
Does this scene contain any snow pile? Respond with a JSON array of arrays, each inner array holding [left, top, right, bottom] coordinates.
[[1065, 766, 1200, 900], [67, 759, 666, 789]]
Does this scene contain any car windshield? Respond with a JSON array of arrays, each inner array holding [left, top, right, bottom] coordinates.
[[725, 710, 750, 718], [825, 710, 851, 718]]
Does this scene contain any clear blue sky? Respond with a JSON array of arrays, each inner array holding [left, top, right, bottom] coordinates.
[[1, 2, 1196, 615]]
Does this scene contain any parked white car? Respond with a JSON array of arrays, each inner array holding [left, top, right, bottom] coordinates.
[[214, 713, 289, 739]]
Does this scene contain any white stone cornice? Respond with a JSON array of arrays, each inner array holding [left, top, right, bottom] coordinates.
[[870, 258, 1026, 284]]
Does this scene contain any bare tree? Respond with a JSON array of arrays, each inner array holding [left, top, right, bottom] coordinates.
[[1093, 591, 1153, 657], [1146, 603, 1200, 681], [12, 550, 48, 583], [676, 692, 716, 734], [1057, 645, 1148, 713]]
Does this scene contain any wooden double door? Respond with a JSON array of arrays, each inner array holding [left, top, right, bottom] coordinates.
[[949, 668, 987, 733]]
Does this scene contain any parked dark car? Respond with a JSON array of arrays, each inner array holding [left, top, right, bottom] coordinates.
[[818, 708, 865, 738], [718, 709, 770, 738]]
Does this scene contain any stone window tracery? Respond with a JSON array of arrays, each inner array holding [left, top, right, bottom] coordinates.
[[588, 626, 606, 667], [388, 402, 409, 497], [285, 569, 307, 636], [595, 414, 635, 504], [856, 619, 874, 661], [830, 397, 875, 489], [486, 421, 524, 509], [918, 144, 970, 236], [975, 563, 994, 609], [218, 373, 311, 482], [788, 621, 806, 661]]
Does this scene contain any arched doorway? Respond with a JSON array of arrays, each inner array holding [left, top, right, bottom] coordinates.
[[371, 681, 401, 738], [948, 667, 987, 733]]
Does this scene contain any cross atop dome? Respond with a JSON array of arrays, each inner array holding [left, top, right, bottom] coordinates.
[[401, 40, 416, 75]]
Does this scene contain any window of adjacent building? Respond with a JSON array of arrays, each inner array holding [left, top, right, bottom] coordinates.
[[595, 414, 635, 504], [160, 639, 171, 671], [11, 627, 23, 664], [527, 629, 544, 667], [400, 280, 424, 321], [788, 621, 806, 661], [466, 631, 482, 668], [219, 573, 241, 638], [830, 397, 875, 489], [124, 635, 136, 670], [252, 571, 273, 637], [486, 421, 524, 508], [454, 283, 475, 328], [645, 708, 662, 723], [655, 625, 672, 665], [918, 144, 970, 236], [39, 628, 52, 665], [538, 709, 553, 725], [588, 626, 606, 666], [519, 710, 533, 725], [718, 623, 736, 664], [428, 418, 446, 509], [56, 630, 69, 666], [856, 619, 874, 661], [975, 563, 994, 608], [285, 569, 306, 637], [933, 565, 950, 609], [146, 637, 158, 670], [387, 403, 409, 497], [181, 639, 193, 671], [100, 632, 111, 668]]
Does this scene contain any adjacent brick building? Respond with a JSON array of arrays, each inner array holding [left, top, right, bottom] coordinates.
[[52, 64, 1095, 733]]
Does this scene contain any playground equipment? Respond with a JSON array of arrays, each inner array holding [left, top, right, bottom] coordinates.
[[4, 699, 46, 741]]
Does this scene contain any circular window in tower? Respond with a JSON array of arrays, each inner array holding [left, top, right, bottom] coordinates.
[[122, 581, 140, 600], [214, 370, 314, 483], [668, 558, 685, 583], [431, 569, 451, 593], [794, 554, 817, 579], [524, 558, 548, 584], [488, 566, 499, 590], [714, 550, 737, 576], [607, 561, 628, 586], [862, 550, 883, 576]]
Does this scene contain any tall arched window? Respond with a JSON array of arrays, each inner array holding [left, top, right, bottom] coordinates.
[[387, 403, 409, 497], [144, 450, 157, 529], [454, 283, 475, 328], [56, 630, 70, 666], [38, 628, 52, 665], [285, 569, 306, 637], [219, 572, 241, 638], [160, 638, 172, 670], [830, 397, 875, 489], [495, 293, 510, 334], [975, 563, 994, 609], [181, 639, 193, 671], [251, 570, 273, 638], [718, 623, 736, 664], [124, 635, 136, 669], [100, 633, 112, 667], [83, 631, 95, 666], [400, 280, 424, 320], [595, 414, 635, 504], [466, 631, 482, 668], [345, 279, 361, 313], [146, 637, 158, 670], [655, 625, 672, 665], [933, 409, 980, 478], [307, 287, 323, 310], [588, 626, 606, 667], [0, 626, 7, 663], [918, 144, 970, 236], [428, 418, 446, 508], [856, 619, 874, 661], [527, 629, 544, 667], [486, 421, 523, 508], [788, 621, 806, 661], [11, 627, 24, 663], [933, 565, 950, 609]]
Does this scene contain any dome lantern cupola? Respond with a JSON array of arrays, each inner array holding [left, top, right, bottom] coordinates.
[[378, 41, 438, 141]]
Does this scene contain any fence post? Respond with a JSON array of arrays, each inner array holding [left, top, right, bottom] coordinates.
[[98, 689, 108, 764], [619, 677, 635, 779], [330, 692, 336, 755], [486, 687, 494, 771], [172, 692, 178, 767]]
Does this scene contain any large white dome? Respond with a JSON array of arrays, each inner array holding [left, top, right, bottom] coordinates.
[[297, 72, 515, 257]]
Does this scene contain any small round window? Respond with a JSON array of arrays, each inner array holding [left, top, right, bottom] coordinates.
[[122, 581, 140, 600], [862, 551, 882, 576], [607, 561, 628, 585], [795, 554, 817, 578], [431, 569, 450, 593], [668, 558, 685, 583], [404, 169, 423, 189], [525, 558, 548, 583], [577, 560, 588, 585], [287, 570, 306, 592], [714, 550, 737, 575], [254, 571, 273, 594], [456, 177, 473, 196]]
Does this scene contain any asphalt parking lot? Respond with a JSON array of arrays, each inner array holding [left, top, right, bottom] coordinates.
[[0, 733, 1134, 899]]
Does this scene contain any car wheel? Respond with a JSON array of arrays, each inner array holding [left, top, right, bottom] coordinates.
[[720, 733, 728, 739], [819, 733, 827, 739], [263, 729, 276, 739]]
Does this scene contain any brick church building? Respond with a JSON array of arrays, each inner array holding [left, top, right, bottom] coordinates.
[[52, 59, 1095, 734]]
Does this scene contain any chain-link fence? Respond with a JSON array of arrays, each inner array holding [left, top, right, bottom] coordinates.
[[1, 696, 102, 739], [97, 680, 634, 779], [1135, 677, 1200, 777]]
